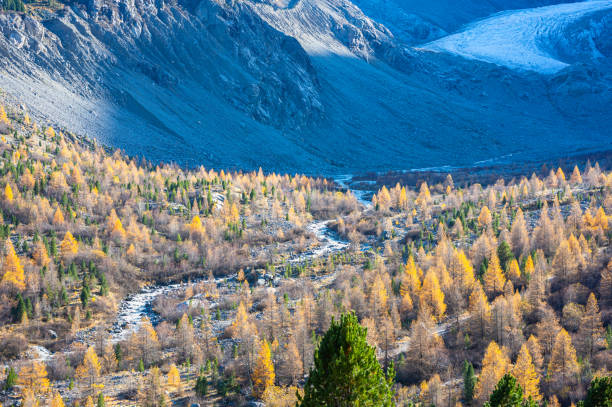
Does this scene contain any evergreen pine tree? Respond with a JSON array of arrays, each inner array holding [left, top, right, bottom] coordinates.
[[580, 376, 612, 407], [484, 374, 537, 407], [4, 366, 17, 390], [298, 313, 394, 406], [463, 360, 476, 404], [97, 393, 105, 407]]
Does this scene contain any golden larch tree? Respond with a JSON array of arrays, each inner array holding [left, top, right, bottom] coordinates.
[[166, 364, 181, 394], [49, 391, 65, 407], [552, 239, 577, 280], [134, 316, 160, 366], [469, 282, 491, 341], [1, 240, 25, 291], [526, 335, 544, 373], [20, 389, 38, 407], [570, 166, 582, 183], [369, 273, 389, 318], [478, 206, 492, 229], [4, 183, 13, 203], [60, 231, 79, 258], [547, 329, 579, 391], [188, 215, 205, 238], [401, 256, 421, 295], [578, 293, 605, 360], [507, 259, 521, 285], [76, 346, 102, 392], [511, 343, 541, 401], [419, 271, 446, 321], [524, 255, 535, 276], [52, 207, 65, 225], [252, 339, 275, 398], [17, 361, 50, 396], [0, 105, 8, 124], [32, 240, 50, 267], [475, 341, 510, 402], [483, 253, 506, 299]]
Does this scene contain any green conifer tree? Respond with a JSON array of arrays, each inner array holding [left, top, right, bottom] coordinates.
[[463, 360, 476, 404], [484, 374, 537, 407], [298, 313, 394, 407], [580, 376, 612, 407]]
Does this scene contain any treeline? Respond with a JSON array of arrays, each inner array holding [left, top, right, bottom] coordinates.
[[1, 0, 25, 12]]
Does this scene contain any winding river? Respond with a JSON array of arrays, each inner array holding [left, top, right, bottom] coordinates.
[[110, 218, 351, 340]]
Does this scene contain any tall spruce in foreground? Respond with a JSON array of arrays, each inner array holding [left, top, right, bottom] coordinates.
[[484, 374, 537, 407], [297, 313, 394, 407], [579, 376, 612, 407]]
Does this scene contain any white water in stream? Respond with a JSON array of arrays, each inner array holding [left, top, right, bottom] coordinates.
[[111, 217, 351, 340]]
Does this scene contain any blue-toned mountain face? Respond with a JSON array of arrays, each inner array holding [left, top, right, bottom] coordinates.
[[0, 0, 610, 174]]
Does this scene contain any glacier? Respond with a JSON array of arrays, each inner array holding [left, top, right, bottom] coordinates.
[[424, 0, 612, 74]]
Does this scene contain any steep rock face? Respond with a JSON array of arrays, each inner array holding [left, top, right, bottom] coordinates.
[[245, 0, 419, 73], [0, 0, 322, 130], [0, 0, 611, 174]]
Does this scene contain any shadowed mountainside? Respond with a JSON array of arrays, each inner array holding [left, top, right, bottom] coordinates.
[[0, 0, 610, 174]]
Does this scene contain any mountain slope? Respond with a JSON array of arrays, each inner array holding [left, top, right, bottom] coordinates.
[[0, 0, 610, 174]]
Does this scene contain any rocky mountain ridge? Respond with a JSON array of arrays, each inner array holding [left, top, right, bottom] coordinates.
[[0, 0, 610, 173]]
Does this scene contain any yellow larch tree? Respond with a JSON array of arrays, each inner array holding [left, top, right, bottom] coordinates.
[[45, 126, 55, 138], [231, 301, 257, 338], [401, 256, 421, 295], [230, 202, 240, 224], [416, 182, 431, 206], [32, 240, 50, 267], [17, 361, 50, 396], [524, 255, 535, 277], [252, 339, 275, 398], [511, 343, 541, 401], [556, 167, 566, 182], [526, 335, 544, 373], [111, 218, 126, 242], [552, 239, 577, 280], [570, 165, 582, 183], [547, 329, 579, 390], [135, 316, 160, 366], [49, 391, 65, 407], [510, 208, 530, 258], [478, 206, 492, 229], [1, 240, 25, 291], [469, 282, 491, 340], [52, 207, 65, 225], [507, 258, 521, 285], [20, 389, 38, 407], [369, 273, 389, 318], [578, 293, 605, 360], [0, 105, 8, 124], [475, 341, 510, 402], [400, 289, 413, 318], [188, 215, 205, 238], [166, 364, 181, 394], [4, 183, 13, 203], [455, 249, 475, 291], [60, 231, 78, 258], [483, 253, 506, 299], [419, 270, 446, 321], [594, 207, 608, 230], [76, 346, 102, 392]]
